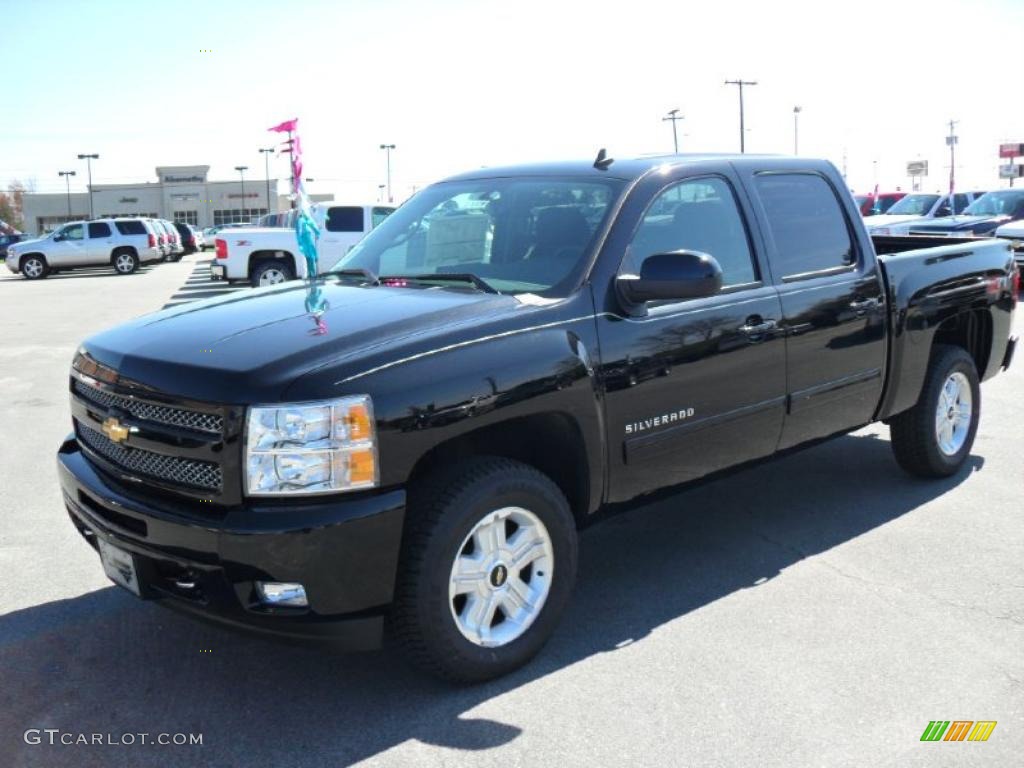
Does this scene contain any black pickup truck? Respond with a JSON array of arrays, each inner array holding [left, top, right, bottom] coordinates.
[[59, 154, 1018, 681]]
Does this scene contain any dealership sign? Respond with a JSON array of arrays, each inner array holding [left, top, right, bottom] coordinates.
[[906, 160, 928, 176], [163, 175, 204, 183], [998, 164, 1024, 179], [999, 143, 1024, 158]]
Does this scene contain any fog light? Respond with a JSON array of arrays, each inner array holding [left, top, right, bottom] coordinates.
[[255, 582, 308, 607]]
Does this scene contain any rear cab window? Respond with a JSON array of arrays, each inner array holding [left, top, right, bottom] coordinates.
[[754, 173, 856, 281], [88, 222, 112, 238], [326, 206, 365, 233]]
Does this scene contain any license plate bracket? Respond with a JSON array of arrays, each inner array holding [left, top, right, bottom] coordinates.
[[98, 538, 141, 597]]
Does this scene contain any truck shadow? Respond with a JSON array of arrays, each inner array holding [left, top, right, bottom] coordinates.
[[0, 431, 983, 767]]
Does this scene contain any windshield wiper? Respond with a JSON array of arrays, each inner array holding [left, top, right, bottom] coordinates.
[[383, 273, 500, 294], [332, 267, 380, 285]]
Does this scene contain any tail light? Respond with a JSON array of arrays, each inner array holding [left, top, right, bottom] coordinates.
[[215, 238, 227, 259], [188, 236, 195, 246], [148, 234, 156, 247]]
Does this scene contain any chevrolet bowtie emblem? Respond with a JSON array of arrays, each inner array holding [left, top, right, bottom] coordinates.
[[101, 417, 130, 444]]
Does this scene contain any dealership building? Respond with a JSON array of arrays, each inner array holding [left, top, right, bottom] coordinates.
[[22, 165, 283, 233]]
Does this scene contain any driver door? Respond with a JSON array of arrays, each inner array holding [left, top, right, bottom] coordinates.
[[50, 223, 89, 266], [598, 173, 786, 503]]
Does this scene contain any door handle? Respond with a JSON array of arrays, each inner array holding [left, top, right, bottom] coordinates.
[[849, 297, 880, 314], [739, 318, 778, 335]]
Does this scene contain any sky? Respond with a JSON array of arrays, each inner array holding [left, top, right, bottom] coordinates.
[[3, 0, 1023, 202]]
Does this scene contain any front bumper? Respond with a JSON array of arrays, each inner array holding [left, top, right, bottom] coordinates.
[[58, 436, 405, 649]]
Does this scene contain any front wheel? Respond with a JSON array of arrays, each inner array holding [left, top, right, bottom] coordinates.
[[890, 344, 980, 478], [392, 457, 578, 682], [21, 255, 48, 280]]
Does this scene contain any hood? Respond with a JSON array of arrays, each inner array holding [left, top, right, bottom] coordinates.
[[81, 278, 528, 403], [905, 215, 1010, 234], [865, 214, 927, 228], [995, 220, 1024, 238], [7, 235, 47, 252]]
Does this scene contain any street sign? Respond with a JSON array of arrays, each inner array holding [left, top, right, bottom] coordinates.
[[999, 143, 1024, 158], [906, 160, 928, 176], [998, 164, 1024, 179]]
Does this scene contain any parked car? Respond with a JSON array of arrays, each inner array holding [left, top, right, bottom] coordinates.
[[854, 191, 906, 216], [161, 219, 185, 261], [5, 218, 162, 278], [0, 232, 30, 258], [909, 189, 1024, 237], [57, 154, 1017, 682], [201, 223, 249, 250], [193, 227, 205, 251], [210, 202, 395, 286], [865, 191, 988, 235], [172, 221, 199, 255], [994, 220, 1024, 285]]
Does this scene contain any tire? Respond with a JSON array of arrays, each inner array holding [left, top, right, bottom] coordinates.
[[890, 344, 980, 478], [250, 259, 294, 288], [391, 457, 578, 683], [113, 250, 139, 275], [20, 254, 48, 280]]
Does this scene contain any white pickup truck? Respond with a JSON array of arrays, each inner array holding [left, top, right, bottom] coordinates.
[[210, 202, 396, 287]]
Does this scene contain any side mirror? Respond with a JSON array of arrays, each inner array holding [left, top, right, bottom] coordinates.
[[616, 250, 723, 311]]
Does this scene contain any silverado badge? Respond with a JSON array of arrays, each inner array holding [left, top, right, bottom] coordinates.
[[101, 417, 130, 444]]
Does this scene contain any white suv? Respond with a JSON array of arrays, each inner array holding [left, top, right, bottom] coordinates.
[[4, 218, 163, 279]]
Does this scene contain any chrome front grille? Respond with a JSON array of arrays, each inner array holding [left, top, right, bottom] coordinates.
[[77, 423, 223, 492], [73, 379, 223, 434]]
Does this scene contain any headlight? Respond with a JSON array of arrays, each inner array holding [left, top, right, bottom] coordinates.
[[245, 395, 378, 496]]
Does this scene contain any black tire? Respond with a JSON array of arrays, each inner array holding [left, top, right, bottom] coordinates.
[[20, 254, 48, 280], [391, 457, 578, 683], [890, 344, 980, 478], [250, 259, 294, 288], [112, 249, 139, 275]]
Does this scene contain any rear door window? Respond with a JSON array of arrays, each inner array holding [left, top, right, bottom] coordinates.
[[88, 222, 112, 238], [754, 173, 855, 279], [325, 206, 364, 233]]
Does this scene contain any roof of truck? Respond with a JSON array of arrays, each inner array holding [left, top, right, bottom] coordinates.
[[443, 153, 817, 183]]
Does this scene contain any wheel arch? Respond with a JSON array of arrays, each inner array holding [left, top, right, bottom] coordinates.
[[406, 412, 592, 527], [248, 250, 298, 278]]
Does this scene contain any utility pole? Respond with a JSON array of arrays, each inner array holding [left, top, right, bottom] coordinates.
[[58, 171, 76, 219], [235, 166, 248, 223], [662, 109, 683, 153], [77, 153, 99, 218], [946, 119, 959, 196], [724, 79, 757, 153], [793, 106, 802, 155], [379, 144, 396, 203], [259, 148, 274, 214]]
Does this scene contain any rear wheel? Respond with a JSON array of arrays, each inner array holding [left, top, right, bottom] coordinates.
[[392, 457, 578, 682], [890, 344, 980, 478], [20, 255, 48, 280], [250, 259, 293, 288], [113, 250, 139, 275]]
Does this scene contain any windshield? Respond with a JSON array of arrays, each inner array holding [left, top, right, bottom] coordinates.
[[885, 193, 940, 216], [964, 190, 1024, 216], [332, 177, 623, 296]]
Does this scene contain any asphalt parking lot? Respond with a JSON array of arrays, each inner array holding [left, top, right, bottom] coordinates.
[[0, 255, 1020, 767]]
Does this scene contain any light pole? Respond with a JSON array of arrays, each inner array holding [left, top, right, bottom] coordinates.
[[380, 144, 396, 203], [58, 171, 76, 219], [793, 106, 802, 155], [76, 153, 99, 218], [946, 119, 959, 196], [662, 109, 683, 154], [258, 148, 274, 214], [724, 80, 757, 153], [234, 165, 248, 223]]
